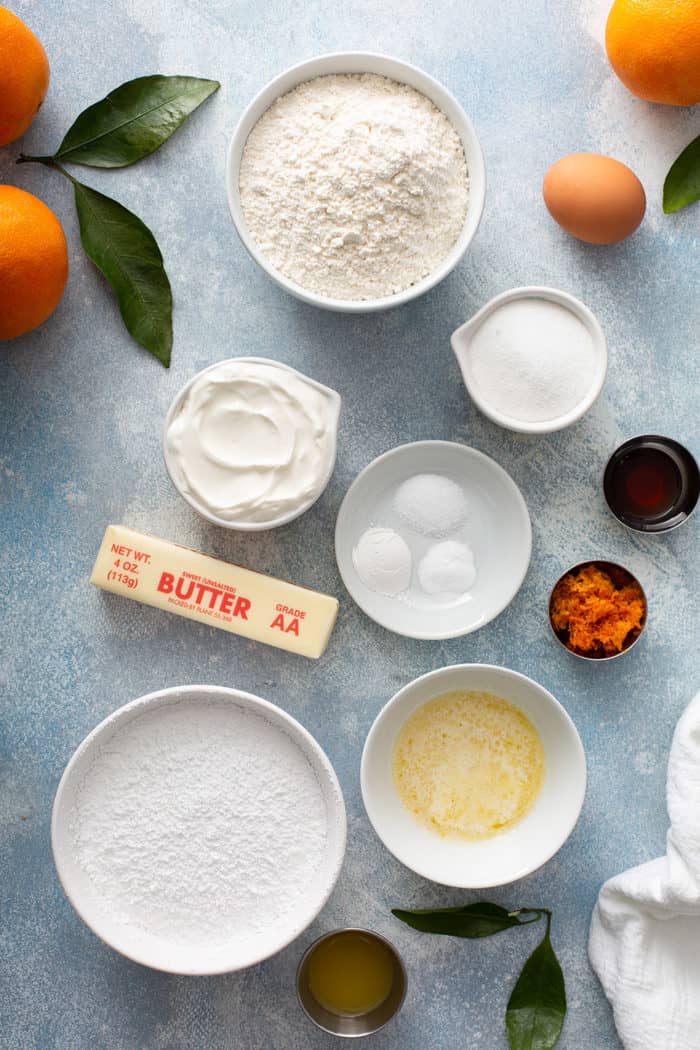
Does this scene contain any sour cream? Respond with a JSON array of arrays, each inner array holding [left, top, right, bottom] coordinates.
[[164, 358, 340, 527]]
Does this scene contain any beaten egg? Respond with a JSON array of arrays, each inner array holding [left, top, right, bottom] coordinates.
[[543, 152, 646, 244], [392, 689, 545, 840]]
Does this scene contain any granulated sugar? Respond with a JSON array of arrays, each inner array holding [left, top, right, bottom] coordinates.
[[239, 73, 469, 300], [394, 474, 469, 536], [70, 699, 329, 948], [467, 298, 598, 423]]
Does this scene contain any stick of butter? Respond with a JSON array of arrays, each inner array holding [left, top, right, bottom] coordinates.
[[90, 525, 339, 659]]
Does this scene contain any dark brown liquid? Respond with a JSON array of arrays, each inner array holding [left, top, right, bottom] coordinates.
[[604, 436, 700, 533], [607, 448, 681, 519]]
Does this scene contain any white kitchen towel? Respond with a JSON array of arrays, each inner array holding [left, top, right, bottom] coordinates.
[[589, 690, 700, 1050]]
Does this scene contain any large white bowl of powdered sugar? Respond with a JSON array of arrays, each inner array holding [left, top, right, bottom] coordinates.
[[51, 685, 346, 974], [226, 52, 485, 312]]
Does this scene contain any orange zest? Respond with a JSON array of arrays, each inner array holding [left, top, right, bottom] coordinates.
[[550, 564, 646, 657]]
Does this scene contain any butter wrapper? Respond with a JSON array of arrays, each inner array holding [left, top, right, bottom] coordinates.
[[90, 525, 338, 659]]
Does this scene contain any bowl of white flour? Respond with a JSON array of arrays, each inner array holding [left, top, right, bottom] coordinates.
[[52, 685, 346, 974], [227, 53, 485, 311]]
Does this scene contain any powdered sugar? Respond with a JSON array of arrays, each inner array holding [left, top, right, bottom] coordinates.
[[69, 697, 330, 950], [239, 73, 469, 300]]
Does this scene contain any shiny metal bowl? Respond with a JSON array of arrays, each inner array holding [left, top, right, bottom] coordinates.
[[296, 928, 407, 1037], [548, 559, 648, 661]]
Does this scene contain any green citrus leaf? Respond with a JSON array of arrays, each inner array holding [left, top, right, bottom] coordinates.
[[55, 75, 220, 168], [663, 134, 700, 214], [392, 902, 543, 939], [73, 180, 172, 366], [506, 919, 566, 1050]]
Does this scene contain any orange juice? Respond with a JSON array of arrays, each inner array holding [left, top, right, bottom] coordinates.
[[308, 931, 395, 1016]]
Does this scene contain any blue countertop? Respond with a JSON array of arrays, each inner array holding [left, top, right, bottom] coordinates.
[[2, 1, 698, 1047]]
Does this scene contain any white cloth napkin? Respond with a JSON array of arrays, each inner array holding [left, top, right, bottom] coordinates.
[[589, 691, 700, 1050]]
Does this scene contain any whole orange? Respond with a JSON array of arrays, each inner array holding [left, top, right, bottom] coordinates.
[[606, 0, 700, 106], [0, 185, 68, 339], [0, 6, 50, 146]]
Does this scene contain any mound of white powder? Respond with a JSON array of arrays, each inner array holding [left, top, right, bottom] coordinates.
[[394, 473, 469, 536], [239, 73, 470, 300], [70, 700, 329, 949], [352, 526, 412, 596], [418, 540, 477, 598]]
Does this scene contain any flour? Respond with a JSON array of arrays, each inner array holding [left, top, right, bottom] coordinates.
[[70, 699, 329, 948], [239, 73, 470, 300]]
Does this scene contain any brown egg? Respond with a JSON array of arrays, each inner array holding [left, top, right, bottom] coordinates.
[[543, 153, 646, 244]]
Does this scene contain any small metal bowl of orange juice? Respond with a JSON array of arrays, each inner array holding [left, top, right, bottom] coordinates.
[[296, 928, 407, 1037]]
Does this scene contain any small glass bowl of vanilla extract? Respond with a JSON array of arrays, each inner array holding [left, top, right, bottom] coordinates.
[[603, 435, 699, 534]]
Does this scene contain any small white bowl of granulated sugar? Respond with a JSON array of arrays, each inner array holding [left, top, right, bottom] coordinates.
[[226, 52, 485, 312], [451, 287, 608, 434]]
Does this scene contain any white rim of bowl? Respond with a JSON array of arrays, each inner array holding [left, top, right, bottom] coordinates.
[[162, 356, 341, 531], [451, 286, 608, 434], [226, 51, 486, 313], [334, 441, 532, 640], [51, 684, 348, 975], [360, 663, 587, 888]]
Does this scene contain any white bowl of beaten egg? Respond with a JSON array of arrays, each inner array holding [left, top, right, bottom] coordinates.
[[361, 664, 586, 888], [226, 53, 485, 312]]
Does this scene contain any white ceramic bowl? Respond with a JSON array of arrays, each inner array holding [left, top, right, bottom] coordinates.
[[226, 52, 486, 312], [451, 286, 608, 434], [335, 441, 531, 639], [163, 356, 341, 531], [52, 685, 347, 975], [361, 665, 586, 888]]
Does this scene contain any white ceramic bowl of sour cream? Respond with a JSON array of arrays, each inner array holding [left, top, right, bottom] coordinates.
[[226, 52, 486, 312], [52, 685, 347, 975], [361, 664, 586, 888], [163, 357, 341, 531]]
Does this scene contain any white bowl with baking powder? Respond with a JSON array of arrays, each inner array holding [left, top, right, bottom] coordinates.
[[335, 441, 531, 639], [451, 287, 607, 434], [52, 685, 346, 975], [362, 664, 586, 888], [226, 52, 486, 312]]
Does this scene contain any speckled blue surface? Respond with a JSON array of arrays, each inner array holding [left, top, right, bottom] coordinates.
[[2, 2, 699, 1047]]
